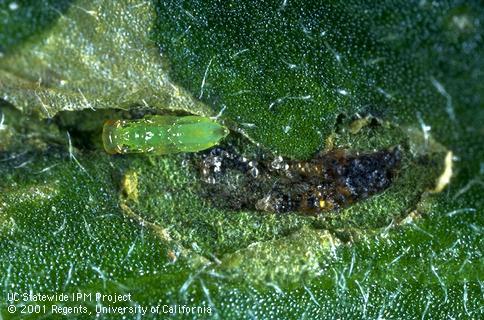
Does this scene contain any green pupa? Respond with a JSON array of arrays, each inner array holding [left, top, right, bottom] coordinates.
[[102, 115, 229, 154]]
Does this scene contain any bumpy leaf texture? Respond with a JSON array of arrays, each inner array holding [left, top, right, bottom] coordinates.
[[0, 0, 482, 319]]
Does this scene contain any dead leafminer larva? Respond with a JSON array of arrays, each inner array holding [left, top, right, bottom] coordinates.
[[198, 147, 402, 215], [102, 115, 229, 155]]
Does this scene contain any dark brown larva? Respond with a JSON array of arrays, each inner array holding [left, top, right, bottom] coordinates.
[[197, 147, 401, 215]]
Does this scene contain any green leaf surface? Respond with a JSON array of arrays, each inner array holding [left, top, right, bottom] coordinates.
[[0, 0, 211, 118], [0, 0, 482, 319]]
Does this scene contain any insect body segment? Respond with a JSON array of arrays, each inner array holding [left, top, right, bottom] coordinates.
[[102, 115, 229, 155]]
